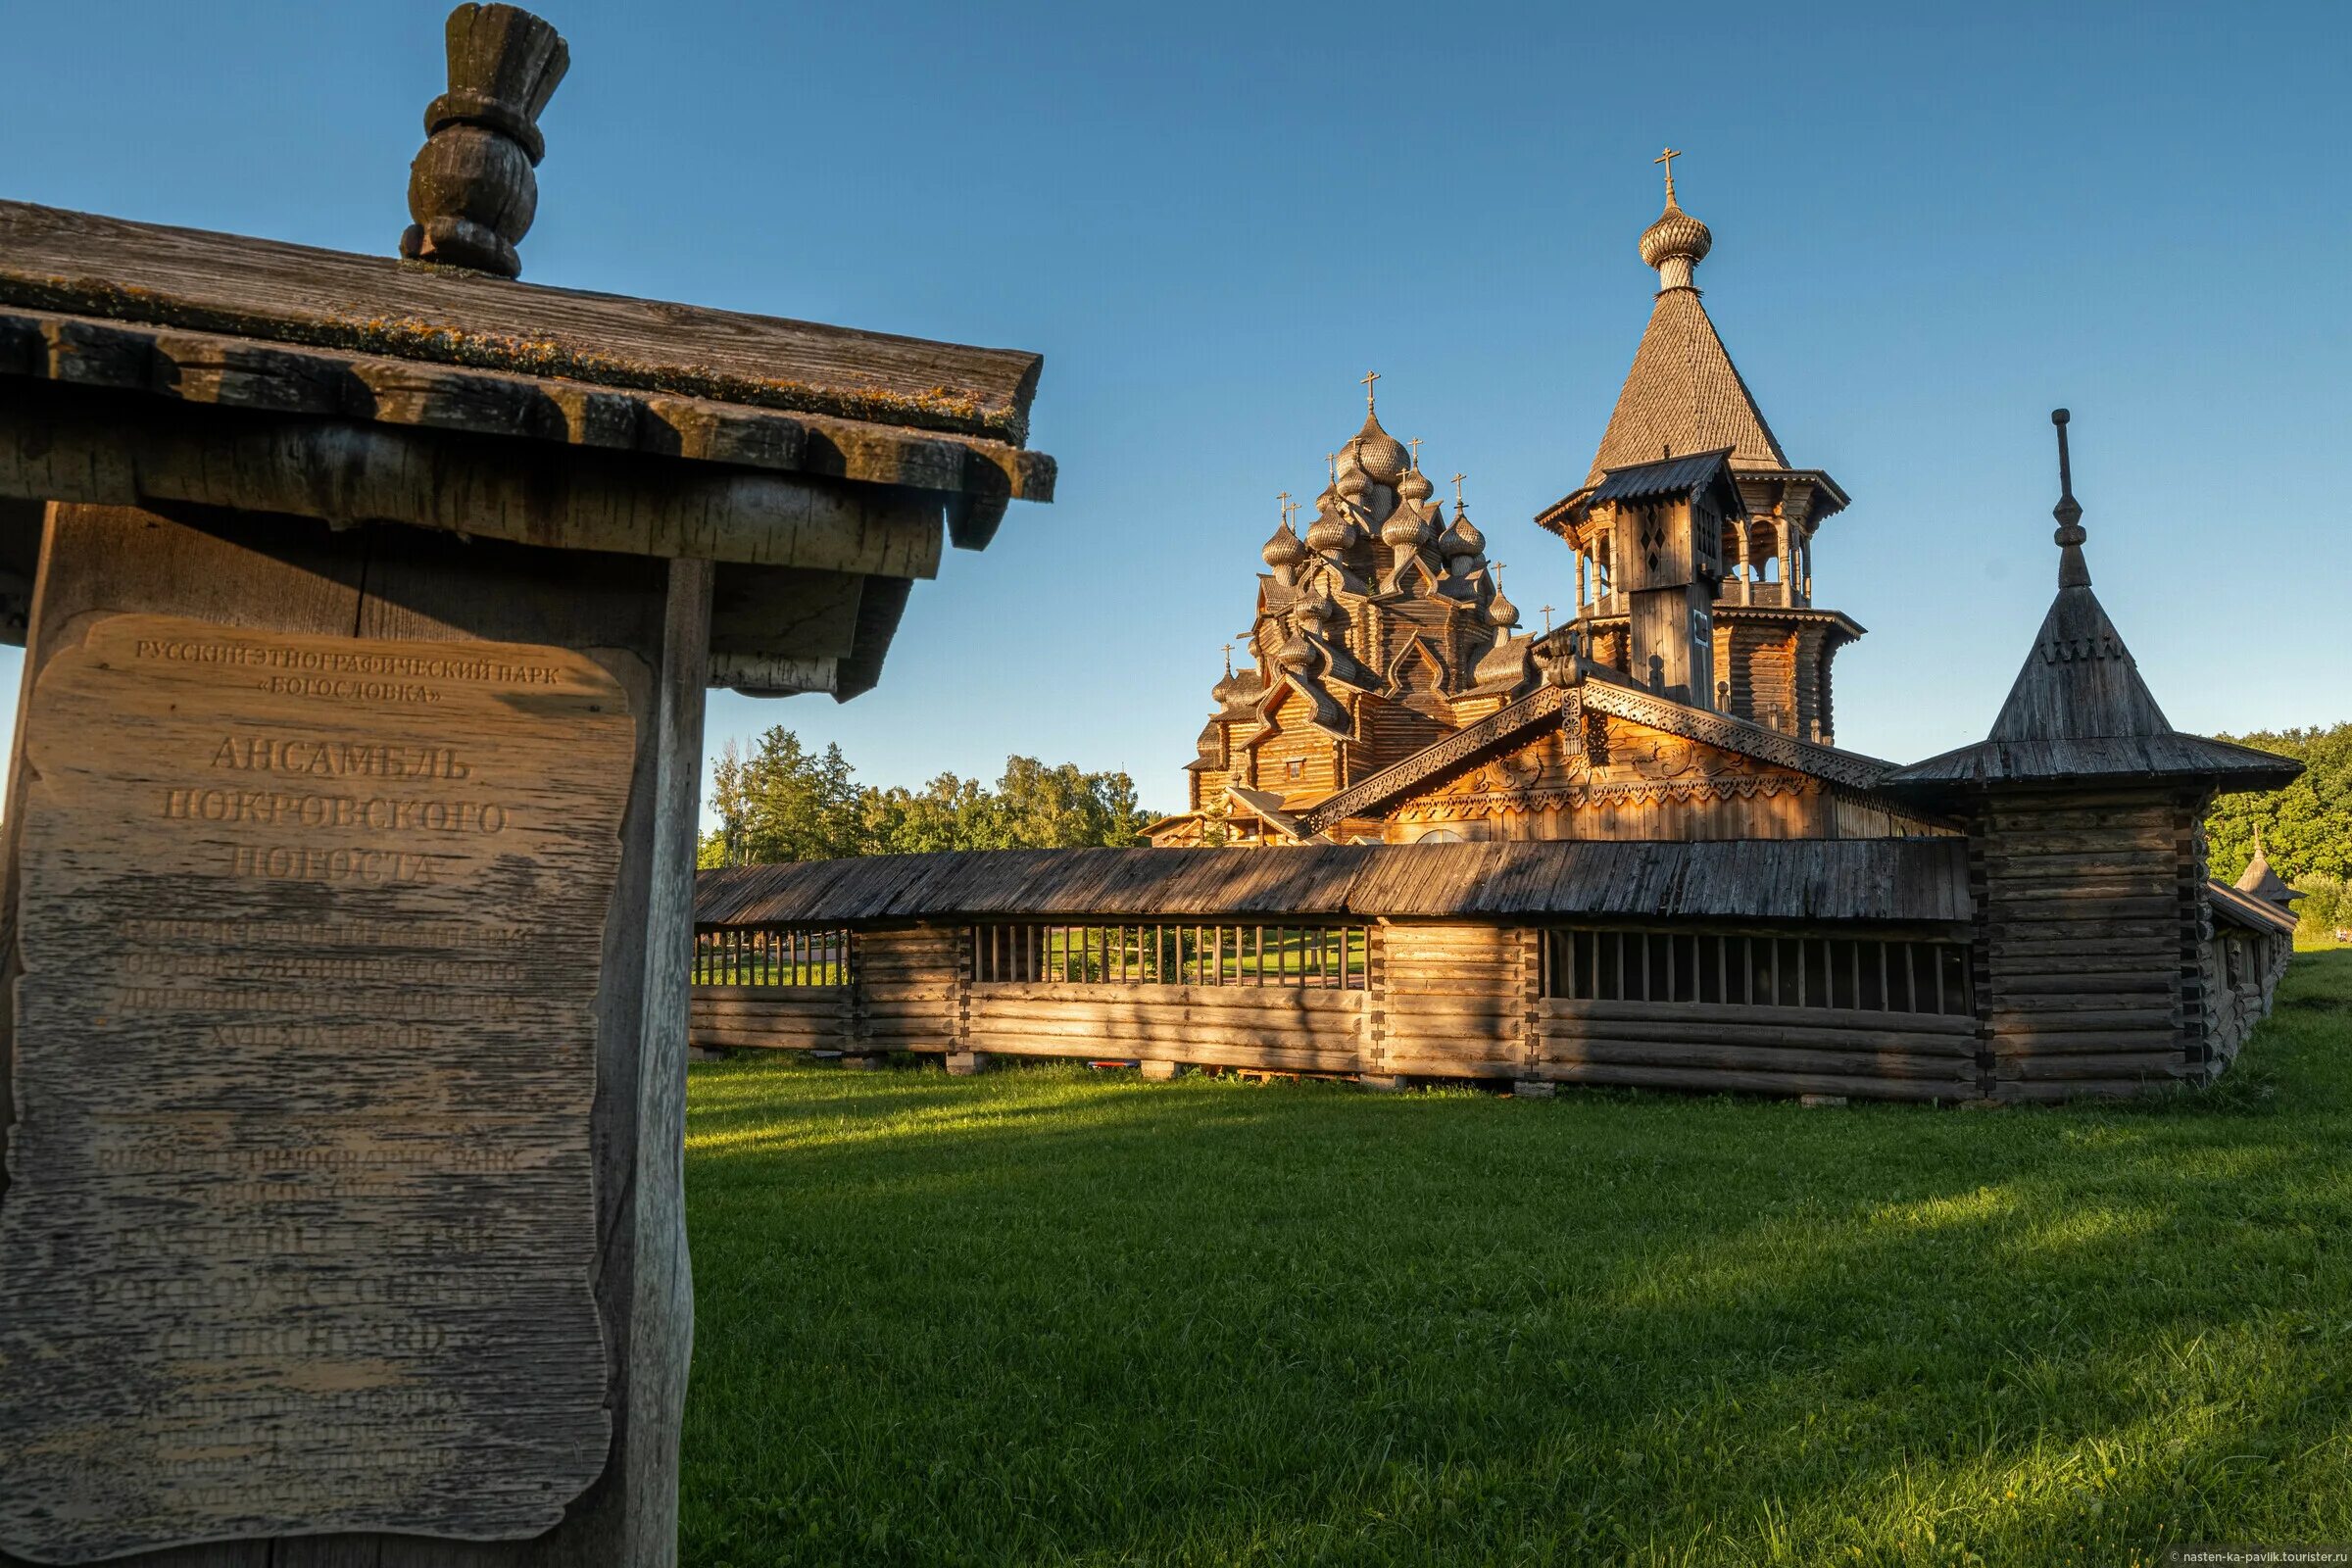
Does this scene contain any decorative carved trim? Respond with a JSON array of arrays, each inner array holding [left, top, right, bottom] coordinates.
[[1579, 681, 1889, 790], [1298, 685, 1571, 835], [1394, 773, 1824, 822]]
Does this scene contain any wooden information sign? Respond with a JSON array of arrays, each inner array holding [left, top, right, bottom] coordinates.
[[0, 614, 631, 1561]]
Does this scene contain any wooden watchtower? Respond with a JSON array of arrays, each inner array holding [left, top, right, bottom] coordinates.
[[0, 7, 1052, 1563]]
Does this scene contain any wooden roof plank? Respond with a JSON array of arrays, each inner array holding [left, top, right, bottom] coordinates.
[[1, 202, 1041, 443], [0, 307, 1053, 504], [695, 842, 1975, 927]]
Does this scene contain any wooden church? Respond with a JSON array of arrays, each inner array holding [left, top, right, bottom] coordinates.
[[692, 159, 2303, 1102], [1146, 156, 1907, 850]]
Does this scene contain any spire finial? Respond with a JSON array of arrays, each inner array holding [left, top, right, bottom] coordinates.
[[1325, 452, 1338, 484], [2050, 408, 2090, 589], [1222, 642, 1235, 676], [1408, 436, 1422, 470], [1361, 369, 1381, 413], [1541, 604, 1556, 637], [1451, 472, 1466, 509], [1277, 490, 1291, 518], [1655, 146, 1683, 205]]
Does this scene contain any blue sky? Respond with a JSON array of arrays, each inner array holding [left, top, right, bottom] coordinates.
[[4, 2, 2343, 815]]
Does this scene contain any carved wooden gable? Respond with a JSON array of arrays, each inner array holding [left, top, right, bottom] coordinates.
[[1388, 707, 1822, 827]]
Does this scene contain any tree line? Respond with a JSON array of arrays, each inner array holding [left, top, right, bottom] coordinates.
[[699, 727, 1156, 867], [2205, 721, 2351, 944]]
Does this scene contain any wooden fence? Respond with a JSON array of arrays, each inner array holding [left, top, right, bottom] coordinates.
[[689, 916, 2034, 1100]]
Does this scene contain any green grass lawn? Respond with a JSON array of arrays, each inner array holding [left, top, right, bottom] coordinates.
[[680, 953, 2352, 1567]]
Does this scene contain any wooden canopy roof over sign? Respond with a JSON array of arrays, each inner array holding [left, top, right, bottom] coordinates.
[[0, 199, 1054, 697], [696, 837, 1973, 927]]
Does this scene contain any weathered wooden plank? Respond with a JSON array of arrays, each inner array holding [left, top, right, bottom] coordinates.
[[0, 508, 711, 1565], [1987, 1027, 2181, 1053], [1538, 1018, 1974, 1054], [1540, 999, 1976, 1035], [1994, 972, 2176, 997], [1537, 1062, 1965, 1102], [0, 203, 1043, 443], [963, 981, 1366, 1012], [17, 309, 1047, 504], [1994, 1052, 2186, 1080], [0, 380, 947, 578], [961, 1012, 1361, 1053], [1544, 1041, 1975, 1080]]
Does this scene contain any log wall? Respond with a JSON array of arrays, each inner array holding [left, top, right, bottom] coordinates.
[[2201, 927, 2289, 1069], [1372, 923, 1534, 1080], [1971, 790, 2208, 1102], [1533, 999, 1977, 1102]]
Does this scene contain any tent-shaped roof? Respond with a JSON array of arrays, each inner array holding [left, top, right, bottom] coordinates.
[[2234, 840, 2299, 906], [1887, 413, 2302, 794], [1584, 288, 1788, 487]]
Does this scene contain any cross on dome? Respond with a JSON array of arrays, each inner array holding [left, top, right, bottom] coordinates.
[[1639, 147, 1712, 287], [1361, 369, 1380, 412]]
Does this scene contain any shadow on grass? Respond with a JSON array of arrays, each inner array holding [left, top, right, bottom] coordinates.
[[680, 952, 2352, 1567]]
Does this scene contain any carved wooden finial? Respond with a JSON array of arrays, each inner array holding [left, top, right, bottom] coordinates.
[[1360, 369, 1381, 412], [1450, 472, 1467, 508], [1222, 642, 1235, 675], [400, 4, 570, 278], [1407, 436, 1423, 470], [1654, 146, 1684, 203], [1541, 604, 1556, 637], [2050, 408, 2090, 589]]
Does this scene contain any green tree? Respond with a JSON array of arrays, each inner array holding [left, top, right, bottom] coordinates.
[[702, 732, 1158, 863], [859, 771, 993, 855], [705, 729, 860, 866], [982, 756, 1152, 850], [2293, 873, 2347, 945], [2204, 722, 2352, 883]]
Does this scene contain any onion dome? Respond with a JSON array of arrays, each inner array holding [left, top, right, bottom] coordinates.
[[1210, 647, 1250, 708], [1639, 158, 1712, 289], [1305, 500, 1356, 555], [1396, 466, 1434, 504], [1261, 520, 1307, 569], [1381, 501, 1432, 550], [1444, 504, 1485, 563], [1335, 450, 1372, 505], [1274, 629, 1315, 674], [1350, 412, 1410, 486], [1487, 572, 1519, 629], [1293, 589, 1341, 632]]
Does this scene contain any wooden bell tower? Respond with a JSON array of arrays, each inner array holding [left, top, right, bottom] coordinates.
[[1577, 448, 1740, 708]]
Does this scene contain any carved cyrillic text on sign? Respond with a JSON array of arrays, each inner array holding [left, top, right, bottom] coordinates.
[[0, 615, 631, 1561]]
